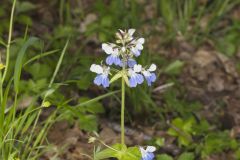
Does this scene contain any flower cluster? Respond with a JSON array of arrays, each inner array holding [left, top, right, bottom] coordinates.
[[90, 29, 157, 88]]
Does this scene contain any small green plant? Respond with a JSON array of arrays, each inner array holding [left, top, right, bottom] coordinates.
[[200, 131, 238, 158], [167, 117, 196, 146]]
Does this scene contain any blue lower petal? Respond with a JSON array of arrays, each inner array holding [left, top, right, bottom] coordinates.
[[94, 75, 102, 86], [143, 153, 154, 160], [101, 76, 109, 88], [127, 59, 137, 68], [129, 77, 137, 87], [106, 55, 114, 65], [106, 55, 121, 66], [150, 73, 156, 82], [132, 49, 141, 57], [113, 56, 122, 66], [142, 152, 154, 160], [136, 74, 144, 84], [94, 75, 109, 88], [145, 73, 156, 86]]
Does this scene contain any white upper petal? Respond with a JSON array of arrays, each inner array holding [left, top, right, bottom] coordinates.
[[136, 44, 143, 50], [137, 38, 145, 44], [128, 69, 135, 76], [128, 28, 136, 36], [102, 43, 113, 54], [143, 70, 151, 77], [90, 64, 103, 74], [146, 146, 156, 152], [139, 147, 147, 157], [148, 64, 157, 72], [133, 64, 142, 72]]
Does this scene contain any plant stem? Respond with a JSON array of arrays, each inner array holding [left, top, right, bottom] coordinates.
[[1, 0, 16, 85], [121, 76, 125, 146], [0, 72, 2, 103]]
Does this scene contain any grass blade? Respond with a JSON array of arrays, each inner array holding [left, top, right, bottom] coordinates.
[[75, 90, 120, 108], [14, 37, 39, 93], [23, 49, 59, 67]]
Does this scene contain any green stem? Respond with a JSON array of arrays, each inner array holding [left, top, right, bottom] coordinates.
[[121, 76, 125, 146], [1, 0, 16, 85], [0, 72, 2, 103]]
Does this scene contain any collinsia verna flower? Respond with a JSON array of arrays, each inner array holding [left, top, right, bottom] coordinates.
[[90, 29, 157, 88], [128, 64, 144, 87], [90, 64, 110, 88], [140, 146, 156, 160], [142, 64, 157, 86], [102, 43, 122, 66]]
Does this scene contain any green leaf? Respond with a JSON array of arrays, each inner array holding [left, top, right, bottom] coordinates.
[[79, 115, 98, 131], [123, 74, 130, 87], [123, 146, 141, 160], [77, 74, 92, 90], [25, 63, 53, 80], [164, 60, 184, 75], [156, 138, 165, 147], [157, 154, 173, 160], [95, 144, 141, 160], [172, 118, 184, 128], [110, 71, 122, 84], [167, 128, 178, 136], [14, 37, 39, 93], [95, 143, 122, 160], [179, 134, 191, 146], [16, 1, 37, 13], [183, 118, 195, 133], [78, 97, 105, 114], [178, 152, 195, 160]]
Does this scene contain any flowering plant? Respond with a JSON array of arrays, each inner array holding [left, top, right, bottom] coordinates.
[[90, 29, 157, 160]]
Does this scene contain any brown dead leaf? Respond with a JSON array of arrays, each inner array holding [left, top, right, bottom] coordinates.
[[193, 49, 216, 67], [207, 73, 225, 92]]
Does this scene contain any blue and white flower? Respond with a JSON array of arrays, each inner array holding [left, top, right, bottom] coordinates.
[[128, 64, 144, 87], [90, 64, 110, 88], [120, 58, 137, 68], [102, 43, 122, 66], [140, 146, 156, 160], [142, 64, 157, 86], [131, 38, 145, 57]]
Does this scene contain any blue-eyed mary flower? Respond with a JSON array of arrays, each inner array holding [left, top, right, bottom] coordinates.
[[90, 64, 110, 88], [128, 64, 144, 87], [130, 38, 145, 57], [142, 64, 157, 86], [102, 43, 122, 66], [140, 146, 156, 160]]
